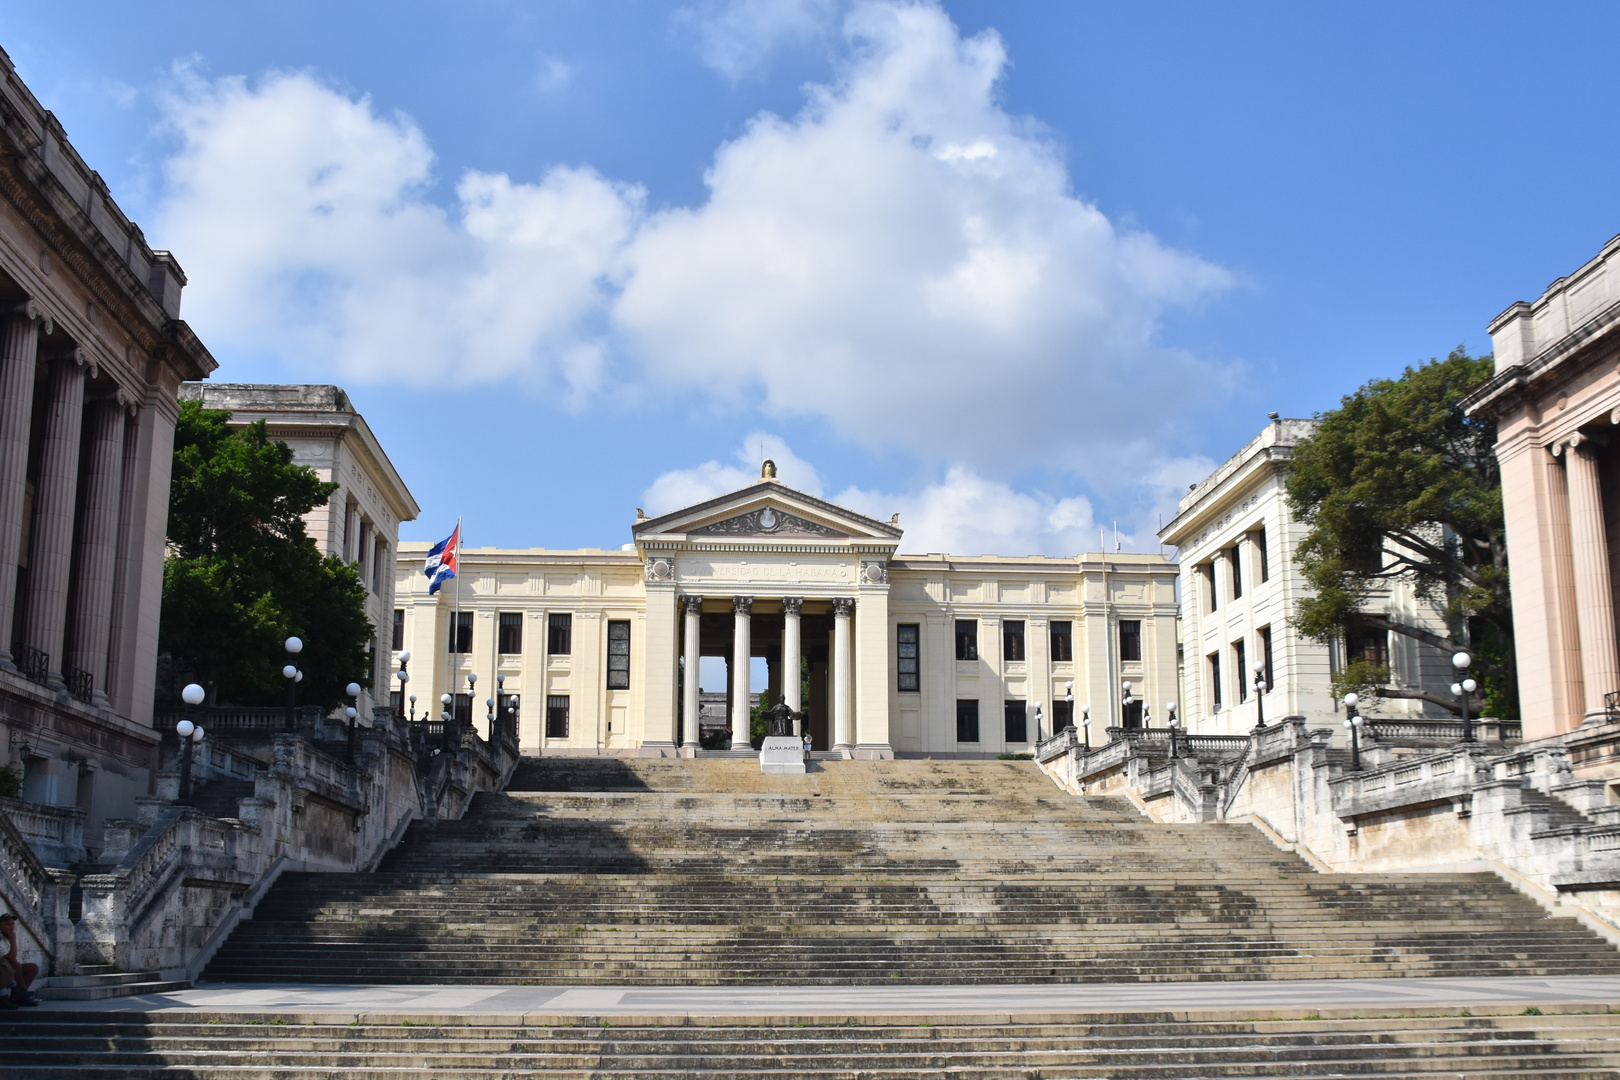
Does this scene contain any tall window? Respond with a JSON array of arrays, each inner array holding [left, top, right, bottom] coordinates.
[[497, 692, 520, 730], [372, 538, 387, 594], [955, 619, 978, 661], [389, 689, 403, 715], [896, 624, 920, 692], [1119, 619, 1142, 662], [1202, 562, 1218, 612], [955, 699, 980, 742], [1254, 526, 1270, 582], [452, 693, 472, 725], [498, 612, 523, 654], [392, 608, 404, 651], [1053, 699, 1073, 731], [1229, 545, 1243, 599], [548, 613, 572, 655], [1258, 625, 1275, 691], [1234, 639, 1248, 702], [607, 620, 631, 689], [1050, 621, 1073, 663], [1209, 652, 1222, 710], [1004, 700, 1027, 743], [449, 611, 473, 654], [1003, 620, 1026, 662], [545, 695, 570, 738], [1347, 626, 1389, 667], [1122, 699, 1144, 729]]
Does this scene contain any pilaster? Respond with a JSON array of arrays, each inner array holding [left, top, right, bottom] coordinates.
[[853, 577, 892, 759], [640, 582, 678, 749]]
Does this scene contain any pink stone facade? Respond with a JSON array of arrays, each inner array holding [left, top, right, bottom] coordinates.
[[1468, 234, 1620, 749]]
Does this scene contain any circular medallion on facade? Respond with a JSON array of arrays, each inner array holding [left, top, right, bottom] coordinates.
[[863, 562, 885, 583], [759, 507, 778, 531], [649, 558, 672, 579]]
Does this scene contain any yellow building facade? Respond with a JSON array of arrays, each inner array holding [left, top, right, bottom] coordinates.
[[392, 467, 1178, 758]]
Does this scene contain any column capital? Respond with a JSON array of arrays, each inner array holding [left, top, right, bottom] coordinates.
[[10, 298, 53, 335], [732, 595, 753, 616], [781, 596, 803, 617], [682, 594, 705, 617], [832, 597, 854, 618]]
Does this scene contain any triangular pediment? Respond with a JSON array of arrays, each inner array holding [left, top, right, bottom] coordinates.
[[633, 481, 903, 544]]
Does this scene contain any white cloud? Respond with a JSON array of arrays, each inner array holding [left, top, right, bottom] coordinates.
[[616, 0, 1234, 479], [536, 54, 573, 92], [677, 0, 840, 79], [642, 431, 824, 516], [839, 466, 1111, 557], [150, 2, 1234, 535], [153, 65, 640, 397]]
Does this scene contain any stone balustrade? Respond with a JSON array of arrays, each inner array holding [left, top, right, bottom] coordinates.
[[0, 795, 86, 866]]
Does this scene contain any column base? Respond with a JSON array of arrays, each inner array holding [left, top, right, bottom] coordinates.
[[853, 743, 895, 761], [679, 743, 698, 758], [1582, 709, 1615, 725]]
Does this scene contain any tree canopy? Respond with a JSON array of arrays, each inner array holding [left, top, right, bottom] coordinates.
[[1286, 349, 1513, 717], [158, 401, 374, 709]]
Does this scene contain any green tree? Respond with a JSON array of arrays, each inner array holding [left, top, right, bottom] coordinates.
[[159, 401, 374, 709], [1286, 349, 1514, 718]]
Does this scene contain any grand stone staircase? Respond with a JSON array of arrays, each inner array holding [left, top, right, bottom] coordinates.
[[8, 1008, 1620, 1077], [197, 757, 1620, 985]]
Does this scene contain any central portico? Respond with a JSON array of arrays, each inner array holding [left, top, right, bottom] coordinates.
[[633, 461, 903, 759]]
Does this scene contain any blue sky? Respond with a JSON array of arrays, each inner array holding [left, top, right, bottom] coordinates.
[[5, 1, 1618, 558]]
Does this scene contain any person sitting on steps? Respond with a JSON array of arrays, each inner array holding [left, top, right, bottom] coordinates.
[[0, 912, 40, 1008]]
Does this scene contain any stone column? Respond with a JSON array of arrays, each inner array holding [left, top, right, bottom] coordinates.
[[782, 597, 802, 735], [1565, 437, 1620, 720], [0, 301, 48, 667], [23, 349, 87, 688], [69, 396, 128, 706], [833, 597, 853, 753], [731, 596, 753, 750], [682, 595, 702, 753], [104, 406, 141, 715]]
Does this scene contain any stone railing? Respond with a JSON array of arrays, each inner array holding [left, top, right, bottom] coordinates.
[[1034, 713, 1620, 942], [6, 706, 521, 984], [1368, 718, 1521, 743], [0, 801, 75, 974], [0, 796, 86, 866], [154, 704, 325, 737]]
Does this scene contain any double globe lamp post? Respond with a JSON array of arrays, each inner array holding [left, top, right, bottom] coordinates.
[[176, 682, 207, 802], [1342, 691, 1366, 771], [1451, 651, 1477, 744]]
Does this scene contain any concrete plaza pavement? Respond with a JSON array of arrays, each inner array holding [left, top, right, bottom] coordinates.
[[38, 975, 1620, 1023]]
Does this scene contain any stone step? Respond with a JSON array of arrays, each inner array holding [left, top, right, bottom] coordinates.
[[6, 1012, 1620, 1078], [40, 971, 192, 1001]]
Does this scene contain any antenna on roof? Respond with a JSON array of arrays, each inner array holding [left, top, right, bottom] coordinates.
[[1114, 521, 1120, 552]]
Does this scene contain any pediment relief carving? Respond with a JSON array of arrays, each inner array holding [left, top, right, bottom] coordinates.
[[689, 506, 847, 538]]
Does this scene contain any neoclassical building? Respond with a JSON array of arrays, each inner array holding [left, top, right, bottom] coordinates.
[[393, 466, 1178, 757], [178, 384, 419, 719], [1466, 232, 1620, 753], [0, 50, 216, 842], [1160, 417, 1454, 736]]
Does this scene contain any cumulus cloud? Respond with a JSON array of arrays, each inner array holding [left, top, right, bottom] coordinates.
[[617, 0, 1234, 477], [642, 431, 825, 516], [677, 0, 840, 79], [153, 65, 640, 398], [839, 467, 1110, 557], [151, 1, 1234, 534]]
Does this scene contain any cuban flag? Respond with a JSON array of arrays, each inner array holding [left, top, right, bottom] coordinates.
[[423, 522, 460, 594]]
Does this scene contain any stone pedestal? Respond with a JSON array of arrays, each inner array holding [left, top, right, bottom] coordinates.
[[759, 735, 806, 775]]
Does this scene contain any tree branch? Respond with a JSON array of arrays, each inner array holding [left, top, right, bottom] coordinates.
[[1370, 685, 1473, 716]]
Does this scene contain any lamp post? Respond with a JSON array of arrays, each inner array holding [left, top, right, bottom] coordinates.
[[495, 673, 507, 744], [178, 683, 206, 803], [1033, 703, 1044, 744], [345, 681, 362, 761], [395, 650, 411, 720], [1122, 680, 1134, 730], [1064, 681, 1075, 733], [282, 635, 304, 731], [1080, 705, 1091, 751], [466, 672, 478, 740], [1343, 692, 1363, 770], [440, 693, 453, 750], [1166, 701, 1180, 758], [1451, 651, 1477, 743], [1251, 660, 1269, 733]]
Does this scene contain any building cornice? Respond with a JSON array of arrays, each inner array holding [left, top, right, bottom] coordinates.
[[0, 56, 215, 383]]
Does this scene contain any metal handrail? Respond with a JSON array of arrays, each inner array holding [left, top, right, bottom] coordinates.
[[64, 665, 93, 703], [10, 641, 48, 684]]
